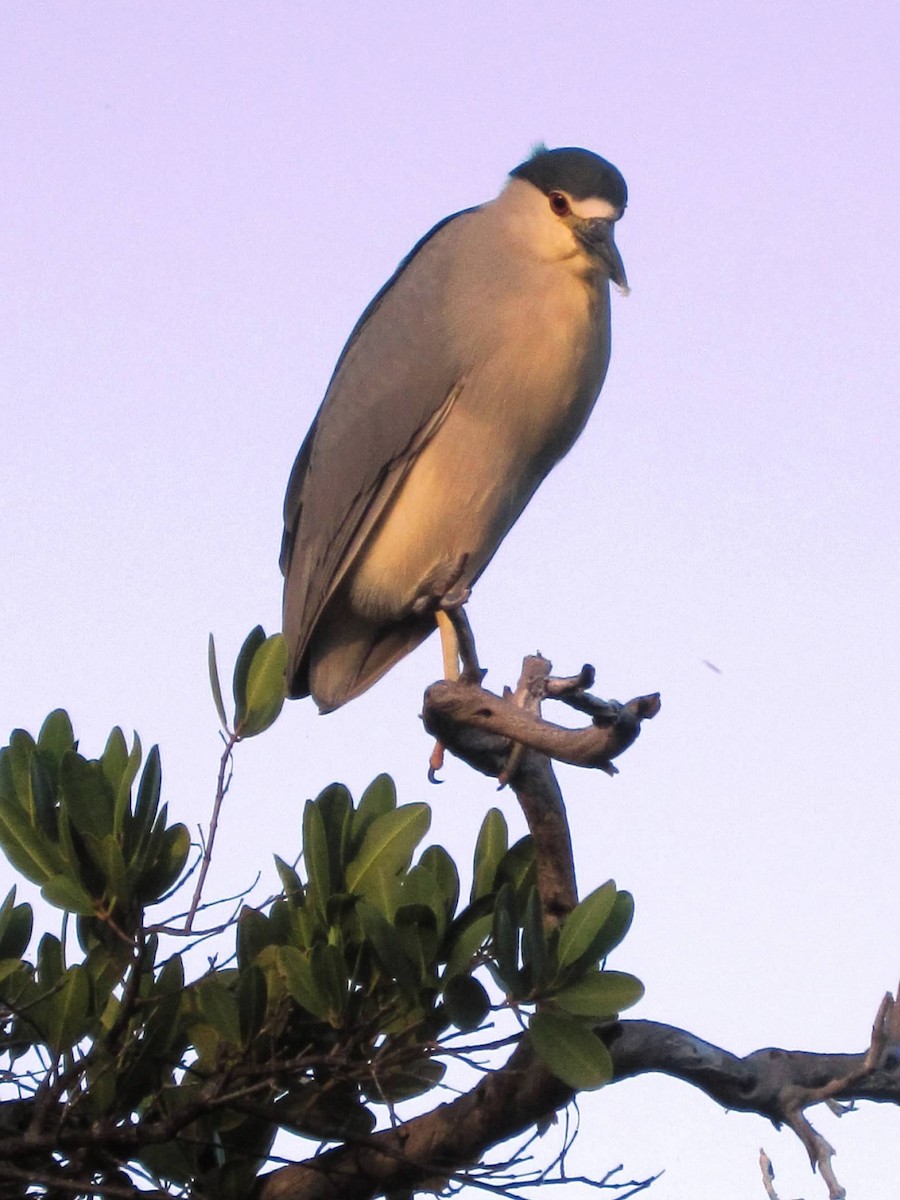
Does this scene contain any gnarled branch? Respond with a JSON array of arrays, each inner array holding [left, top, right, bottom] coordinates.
[[252, 656, 900, 1199]]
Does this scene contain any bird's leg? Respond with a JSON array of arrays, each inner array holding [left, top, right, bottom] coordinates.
[[410, 554, 484, 683], [440, 600, 483, 683], [435, 610, 462, 681], [428, 601, 488, 782], [422, 570, 485, 782], [429, 605, 485, 782]]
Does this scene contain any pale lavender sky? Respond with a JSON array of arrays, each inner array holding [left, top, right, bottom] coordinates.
[[3, 3, 900, 1196]]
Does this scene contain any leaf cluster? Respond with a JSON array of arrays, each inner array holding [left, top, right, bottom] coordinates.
[[208, 626, 287, 740], [0, 711, 188, 933], [0, 708, 641, 1196]]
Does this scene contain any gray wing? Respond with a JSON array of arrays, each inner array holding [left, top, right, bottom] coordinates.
[[281, 207, 478, 695]]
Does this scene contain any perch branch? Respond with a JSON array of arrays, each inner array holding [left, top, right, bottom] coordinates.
[[255, 655, 895, 1199], [422, 655, 660, 778]]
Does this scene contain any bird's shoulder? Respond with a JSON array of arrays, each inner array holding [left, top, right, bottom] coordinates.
[[329, 205, 481, 376], [280, 206, 482, 571]]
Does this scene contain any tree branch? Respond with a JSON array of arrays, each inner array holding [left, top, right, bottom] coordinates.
[[423, 662, 660, 778], [253, 1004, 900, 1200]]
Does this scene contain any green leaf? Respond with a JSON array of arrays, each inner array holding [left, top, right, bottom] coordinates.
[[157, 953, 185, 994], [113, 733, 142, 838], [59, 753, 115, 839], [353, 861, 400, 921], [471, 807, 508, 901], [37, 710, 75, 769], [311, 942, 348, 1023], [38, 933, 65, 987], [350, 774, 396, 852], [100, 727, 128, 795], [237, 634, 287, 738], [83, 941, 132, 1000], [529, 1011, 613, 1090], [139, 1125, 199, 1184], [345, 804, 431, 899], [273, 855, 304, 900], [40, 875, 96, 916], [302, 799, 330, 919], [0, 888, 32, 960], [196, 976, 241, 1046], [232, 625, 266, 730], [295, 903, 322, 948], [0, 747, 16, 807], [357, 901, 419, 998], [266, 897, 293, 945], [237, 907, 274, 969], [277, 946, 329, 1020], [29, 753, 59, 841], [557, 881, 618, 971], [102, 835, 129, 901], [368, 1057, 445, 1102], [136, 956, 186, 1062], [237, 965, 267, 1043], [443, 903, 493, 978], [552, 970, 644, 1018], [490, 883, 520, 992], [189, 1021, 222, 1072], [520, 887, 547, 994], [400, 864, 448, 937], [0, 958, 31, 991], [33, 966, 93, 1056], [316, 783, 353, 885], [593, 891, 635, 961], [419, 844, 459, 916], [394, 903, 439, 981], [208, 633, 229, 730], [0, 796, 67, 884], [443, 974, 490, 1032], [135, 822, 190, 903], [274, 1085, 376, 1140], [134, 801, 167, 879], [6, 731, 36, 818], [83, 834, 128, 903], [495, 834, 537, 905], [130, 745, 162, 856]]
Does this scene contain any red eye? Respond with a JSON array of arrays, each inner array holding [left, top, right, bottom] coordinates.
[[548, 191, 570, 216]]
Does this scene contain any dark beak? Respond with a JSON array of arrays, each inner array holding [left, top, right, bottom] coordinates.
[[576, 218, 628, 291]]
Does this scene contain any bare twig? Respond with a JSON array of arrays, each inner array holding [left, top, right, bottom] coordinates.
[[184, 729, 238, 931], [759, 1148, 780, 1199]]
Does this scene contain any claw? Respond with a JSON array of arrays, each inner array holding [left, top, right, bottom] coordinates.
[[428, 738, 445, 784]]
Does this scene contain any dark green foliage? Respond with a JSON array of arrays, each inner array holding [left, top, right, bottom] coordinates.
[[0, 713, 189, 940], [0, 703, 641, 1194]]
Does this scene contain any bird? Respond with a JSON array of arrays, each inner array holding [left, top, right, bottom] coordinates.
[[281, 145, 628, 713]]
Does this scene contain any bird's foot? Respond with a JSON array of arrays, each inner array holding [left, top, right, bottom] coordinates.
[[427, 739, 445, 784], [422, 574, 485, 780]]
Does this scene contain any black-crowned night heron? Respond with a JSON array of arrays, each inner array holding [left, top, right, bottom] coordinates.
[[281, 145, 628, 712]]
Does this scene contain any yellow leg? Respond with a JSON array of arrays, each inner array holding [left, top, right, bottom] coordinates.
[[436, 610, 460, 681]]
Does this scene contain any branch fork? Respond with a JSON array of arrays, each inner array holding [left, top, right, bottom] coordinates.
[[423, 653, 660, 781]]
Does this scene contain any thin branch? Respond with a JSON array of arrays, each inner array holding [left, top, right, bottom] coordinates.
[[184, 729, 238, 931], [759, 1149, 780, 1200]]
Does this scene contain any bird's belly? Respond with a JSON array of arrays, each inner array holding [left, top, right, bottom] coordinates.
[[345, 331, 604, 621], [345, 435, 510, 618]]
